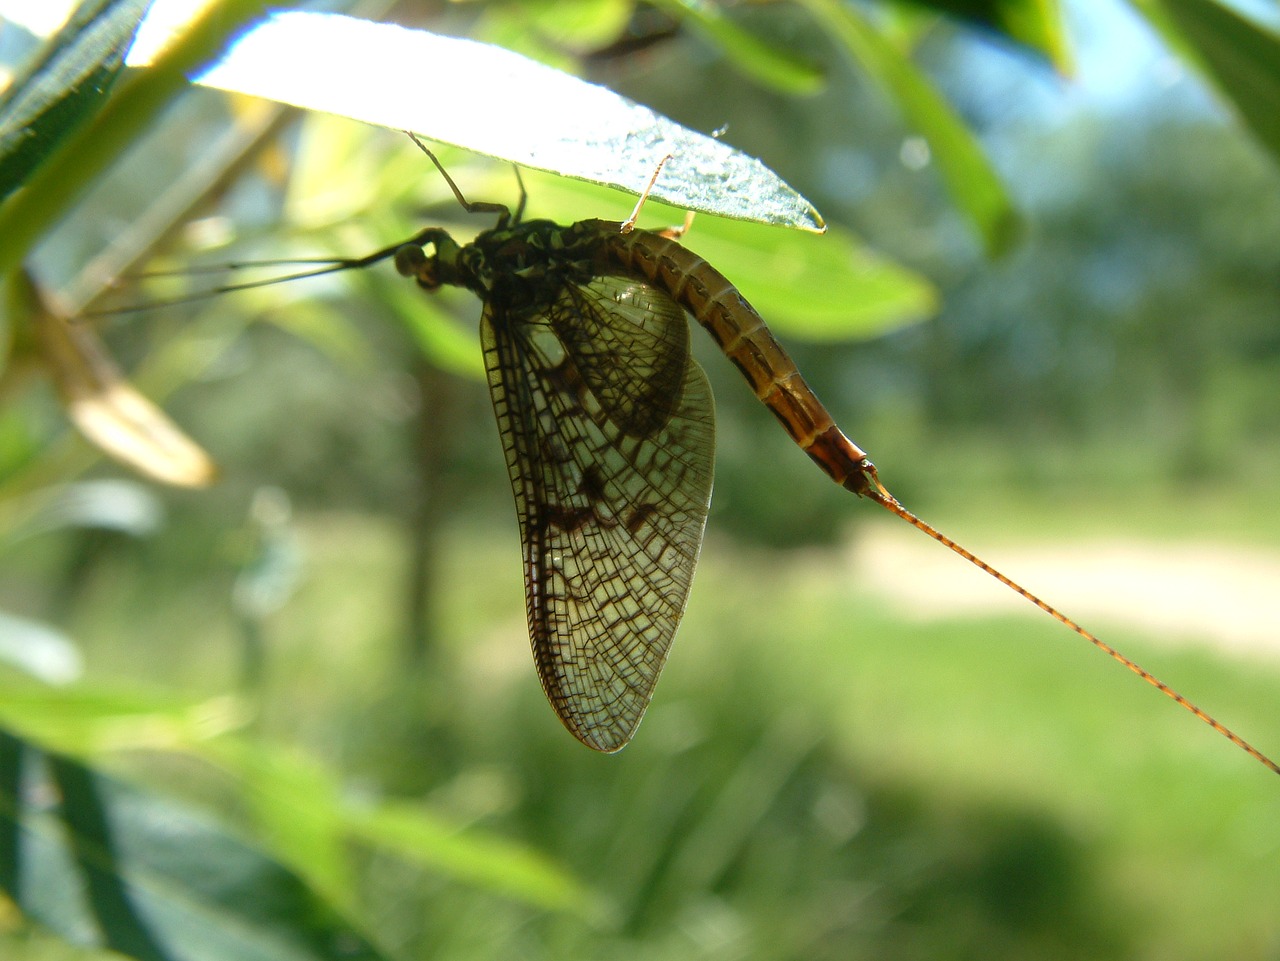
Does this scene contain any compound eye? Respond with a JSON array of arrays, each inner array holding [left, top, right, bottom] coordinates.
[[394, 244, 442, 290], [394, 244, 425, 276]]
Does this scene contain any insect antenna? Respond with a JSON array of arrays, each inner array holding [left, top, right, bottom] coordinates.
[[131, 258, 372, 278], [90, 137, 503, 317], [85, 235, 422, 315], [862, 483, 1280, 776]]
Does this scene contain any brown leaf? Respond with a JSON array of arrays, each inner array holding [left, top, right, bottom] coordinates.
[[26, 277, 217, 488]]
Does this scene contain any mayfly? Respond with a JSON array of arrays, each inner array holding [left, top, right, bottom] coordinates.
[[147, 135, 1279, 770]]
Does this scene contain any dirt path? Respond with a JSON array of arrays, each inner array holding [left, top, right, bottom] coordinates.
[[848, 523, 1280, 658]]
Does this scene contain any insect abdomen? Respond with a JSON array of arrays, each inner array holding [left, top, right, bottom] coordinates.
[[591, 220, 875, 496]]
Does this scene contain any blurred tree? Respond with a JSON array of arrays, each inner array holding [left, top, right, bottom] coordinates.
[[0, 2, 1279, 961], [877, 116, 1280, 474]]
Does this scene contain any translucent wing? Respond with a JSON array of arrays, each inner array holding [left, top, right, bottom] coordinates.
[[481, 275, 715, 752]]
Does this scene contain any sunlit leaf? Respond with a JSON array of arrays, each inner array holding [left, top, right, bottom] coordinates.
[[0, 612, 81, 685], [204, 741, 352, 911], [5, 479, 163, 542], [124, 10, 826, 231], [0, 0, 152, 204], [0, 729, 389, 961], [0, 689, 246, 757]]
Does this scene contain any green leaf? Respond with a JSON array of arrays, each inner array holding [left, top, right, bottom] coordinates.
[[988, 0, 1072, 70], [0, 0, 272, 279], [202, 741, 355, 911], [666, 219, 937, 340], [347, 801, 597, 917], [124, 10, 826, 231], [0, 687, 247, 767], [520, 169, 936, 339], [0, 611, 81, 685], [650, 0, 827, 95], [0, 728, 390, 961], [0, 689, 594, 920], [1136, 0, 1280, 164], [902, 0, 1073, 71], [372, 276, 485, 380], [0, 0, 152, 205], [3, 479, 162, 543], [205, 739, 598, 917], [798, 0, 1020, 256], [479, 0, 636, 57]]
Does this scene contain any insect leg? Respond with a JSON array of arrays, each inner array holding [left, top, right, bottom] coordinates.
[[405, 132, 513, 226]]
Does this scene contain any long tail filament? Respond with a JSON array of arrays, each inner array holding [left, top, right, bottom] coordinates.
[[863, 482, 1280, 777]]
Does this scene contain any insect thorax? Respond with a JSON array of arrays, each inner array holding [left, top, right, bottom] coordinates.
[[465, 220, 600, 315]]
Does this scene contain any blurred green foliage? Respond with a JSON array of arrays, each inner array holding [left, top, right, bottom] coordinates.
[[1, 1, 1280, 960]]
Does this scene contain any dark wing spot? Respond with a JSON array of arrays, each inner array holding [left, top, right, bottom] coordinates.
[[625, 504, 659, 535]]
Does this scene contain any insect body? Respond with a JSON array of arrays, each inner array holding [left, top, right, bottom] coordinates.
[[394, 215, 876, 751], [149, 139, 1277, 772]]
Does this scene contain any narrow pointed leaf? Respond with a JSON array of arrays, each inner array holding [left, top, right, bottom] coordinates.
[[5, 479, 163, 543], [24, 275, 216, 487], [799, 0, 1020, 255], [0, 0, 270, 279], [1136, 0, 1280, 163], [0, 728, 389, 961], [0, 611, 81, 685], [0, 0, 152, 204], [124, 10, 825, 231], [347, 801, 597, 916], [650, 0, 826, 94], [911, 0, 1072, 71], [521, 170, 936, 339], [649, 219, 937, 338], [206, 738, 597, 916]]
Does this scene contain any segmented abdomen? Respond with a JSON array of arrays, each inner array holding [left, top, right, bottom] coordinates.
[[589, 220, 875, 495]]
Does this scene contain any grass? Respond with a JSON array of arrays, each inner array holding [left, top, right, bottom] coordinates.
[[3, 481, 1280, 960], [677, 529, 1280, 960]]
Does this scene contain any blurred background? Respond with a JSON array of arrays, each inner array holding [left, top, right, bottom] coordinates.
[[2, 0, 1280, 958]]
